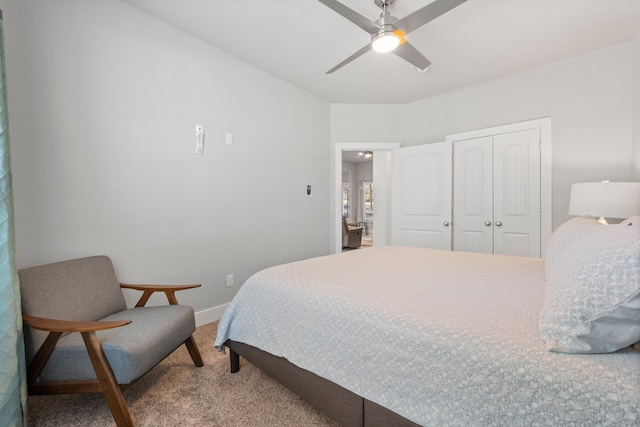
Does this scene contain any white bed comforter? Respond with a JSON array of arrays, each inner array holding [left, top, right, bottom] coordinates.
[[214, 246, 640, 426]]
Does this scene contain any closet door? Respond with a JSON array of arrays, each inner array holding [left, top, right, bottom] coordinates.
[[453, 130, 541, 257], [392, 142, 452, 249], [452, 137, 493, 254], [493, 129, 541, 257]]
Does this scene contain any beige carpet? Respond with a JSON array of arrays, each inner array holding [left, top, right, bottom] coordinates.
[[27, 321, 340, 426]]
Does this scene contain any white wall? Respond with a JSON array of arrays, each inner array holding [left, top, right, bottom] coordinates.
[[633, 29, 640, 180], [4, 0, 330, 323], [341, 160, 373, 225], [330, 104, 405, 143], [356, 162, 373, 184], [331, 42, 636, 232], [355, 161, 373, 223], [341, 161, 357, 220]]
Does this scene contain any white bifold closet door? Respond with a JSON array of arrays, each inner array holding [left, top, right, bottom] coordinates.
[[453, 128, 541, 257]]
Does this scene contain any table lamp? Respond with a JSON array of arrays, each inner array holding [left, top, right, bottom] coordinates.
[[568, 181, 640, 225]]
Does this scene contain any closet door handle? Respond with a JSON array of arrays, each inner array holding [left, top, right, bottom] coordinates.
[[495, 221, 503, 227], [484, 221, 492, 227], [443, 221, 450, 227]]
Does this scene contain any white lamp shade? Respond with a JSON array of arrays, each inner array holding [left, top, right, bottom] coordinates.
[[569, 182, 640, 219]]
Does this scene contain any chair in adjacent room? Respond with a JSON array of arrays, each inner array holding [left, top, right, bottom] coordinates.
[[342, 216, 363, 249], [19, 255, 204, 427]]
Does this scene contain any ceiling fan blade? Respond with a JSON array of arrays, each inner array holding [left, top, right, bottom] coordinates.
[[394, 0, 468, 35], [392, 41, 432, 71], [326, 44, 372, 74], [318, 0, 380, 34]]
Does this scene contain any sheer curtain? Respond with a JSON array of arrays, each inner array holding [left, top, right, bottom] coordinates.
[[0, 8, 27, 427]]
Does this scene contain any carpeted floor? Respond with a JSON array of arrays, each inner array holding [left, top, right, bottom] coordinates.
[[27, 321, 340, 426]]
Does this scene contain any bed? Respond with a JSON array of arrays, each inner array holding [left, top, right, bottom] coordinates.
[[214, 217, 640, 426]]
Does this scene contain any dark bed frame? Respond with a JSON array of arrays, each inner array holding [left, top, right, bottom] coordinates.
[[226, 340, 421, 427]]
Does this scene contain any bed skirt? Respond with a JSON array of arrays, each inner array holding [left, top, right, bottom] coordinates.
[[225, 340, 421, 427]]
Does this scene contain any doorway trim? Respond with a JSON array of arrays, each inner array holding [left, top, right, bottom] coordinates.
[[333, 142, 400, 254]]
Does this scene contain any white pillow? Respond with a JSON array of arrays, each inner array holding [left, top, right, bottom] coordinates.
[[620, 215, 640, 227], [539, 222, 640, 353], [543, 217, 602, 279]]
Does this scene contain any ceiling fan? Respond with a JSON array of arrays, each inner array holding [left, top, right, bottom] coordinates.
[[319, 0, 468, 74]]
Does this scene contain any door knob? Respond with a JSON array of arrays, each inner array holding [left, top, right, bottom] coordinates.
[[484, 221, 491, 226], [443, 221, 450, 227], [495, 221, 503, 227]]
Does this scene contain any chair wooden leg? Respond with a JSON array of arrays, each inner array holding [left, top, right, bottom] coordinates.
[[81, 331, 134, 427], [184, 336, 204, 367], [27, 331, 63, 384]]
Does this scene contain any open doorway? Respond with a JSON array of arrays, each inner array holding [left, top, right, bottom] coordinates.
[[333, 143, 400, 254], [342, 151, 374, 249]]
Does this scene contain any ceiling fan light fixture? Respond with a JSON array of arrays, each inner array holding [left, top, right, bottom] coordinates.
[[371, 31, 400, 53], [320, 0, 468, 73]]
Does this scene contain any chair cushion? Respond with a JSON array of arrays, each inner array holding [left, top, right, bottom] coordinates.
[[37, 305, 196, 384], [19, 256, 127, 360]]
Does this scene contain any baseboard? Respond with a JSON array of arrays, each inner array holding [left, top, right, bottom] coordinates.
[[195, 303, 229, 327]]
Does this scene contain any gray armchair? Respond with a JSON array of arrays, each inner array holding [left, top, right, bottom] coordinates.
[[19, 255, 204, 427]]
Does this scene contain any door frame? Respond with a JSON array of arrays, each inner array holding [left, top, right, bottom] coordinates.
[[445, 117, 552, 254], [333, 143, 400, 254]]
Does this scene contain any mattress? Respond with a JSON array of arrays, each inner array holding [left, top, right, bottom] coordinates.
[[215, 246, 640, 426]]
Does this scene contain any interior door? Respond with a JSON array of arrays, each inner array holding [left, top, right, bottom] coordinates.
[[452, 137, 494, 254], [391, 142, 452, 249], [493, 129, 541, 257]]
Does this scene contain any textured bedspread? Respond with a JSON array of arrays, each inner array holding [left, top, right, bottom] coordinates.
[[214, 246, 640, 426]]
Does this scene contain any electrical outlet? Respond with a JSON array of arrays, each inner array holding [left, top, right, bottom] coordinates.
[[226, 274, 234, 288]]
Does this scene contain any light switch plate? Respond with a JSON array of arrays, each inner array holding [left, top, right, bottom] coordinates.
[[195, 124, 204, 155]]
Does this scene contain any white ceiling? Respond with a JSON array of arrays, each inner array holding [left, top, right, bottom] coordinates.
[[119, 0, 640, 104], [343, 150, 374, 164]]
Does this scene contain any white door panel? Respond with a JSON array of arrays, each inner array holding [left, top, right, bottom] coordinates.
[[493, 129, 541, 257], [392, 142, 452, 250], [459, 230, 488, 254], [502, 232, 531, 257], [397, 229, 447, 249], [453, 136, 493, 254]]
